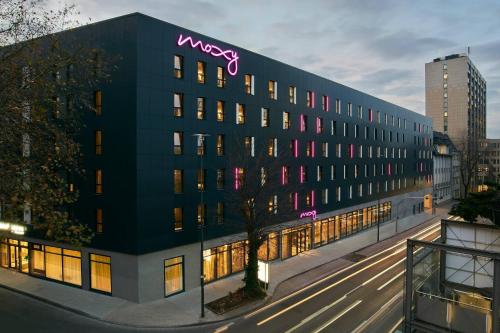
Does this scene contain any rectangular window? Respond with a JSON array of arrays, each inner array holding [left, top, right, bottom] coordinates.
[[244, 74, 255, 95], [244, 136, 255, 157], [197, 61, 205, 84], [289, 86, 297, 104], [216, 202, 224, 224], [90, 254, 111, 293], [322, 188, 329, 204], [317, 165, 323, 182], [290, 139, 298, 158], [335, 99, 341, 114], [236, 103, 245, 124], [283, 111, 290, 129], [268, 138, 278, 157], [331, 120, 337, 136], [357, 105, 363, 118], [216, 100, 225, 122], [343, 122, 348, 137], [322, 142, 328, 157], [368, 108, 373, 122], [268, 195, 278, 214], [322, 95, 329, 112], [174, 93, 183, 117], [217, 66, 226, 88], [261, 108, 270, 127], [331, 164, 336, 180], [173, 207, 183, 231], [316, 117, 323, 134], [216, 134, 224, 156], [282, 166, 290, 185], [95, 130, 102, 155], [197, 204, 206, 225], [94, 91, 102, 116], [95, 169, 102, 194], [306, 91, 314, 108], [336, 143, 342, 158], [165, 256, 183, 296], [234, 167, 245, 190], [268, 80, 277, 100], [174, 55, 183, 79], [347, 102, 352, 117], [300, 114, 308, 132], [216, 169, 225, 190], [197, 169, 206, 191], [173, 131, 183, 155], [96, 208, 103, 233], [197, 97, 205, 120], [174, 169, 183, 193]]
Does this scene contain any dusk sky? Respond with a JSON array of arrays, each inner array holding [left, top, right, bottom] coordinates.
[[56, 0, 500, 137]]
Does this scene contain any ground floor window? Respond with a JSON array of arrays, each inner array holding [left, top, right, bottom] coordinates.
[[164, 256, 184, 296], [203, 241, 248, 283], [90, 254, 111, 293], [281, 224, 312, 260], [258, 232, 279, 261]]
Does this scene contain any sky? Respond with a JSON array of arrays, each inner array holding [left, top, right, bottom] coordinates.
[[51, 0, 500, 138]]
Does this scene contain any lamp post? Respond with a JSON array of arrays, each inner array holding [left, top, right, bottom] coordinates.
[[193, 133, 209, 318]]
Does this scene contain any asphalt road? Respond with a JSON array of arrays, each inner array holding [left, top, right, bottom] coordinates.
[[0, 220, 441, 333]]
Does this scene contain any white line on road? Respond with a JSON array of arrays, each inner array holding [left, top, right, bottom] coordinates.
[[213, 322, 234, 333], [283, 296, 347, 333], [389, 317, 404, 333], [351, 292, 402, 333], [311, 300, 362, 333], [377, 271, 405, 291]]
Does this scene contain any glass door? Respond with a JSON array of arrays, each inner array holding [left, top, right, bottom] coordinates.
[[9, 244, 18, 269]]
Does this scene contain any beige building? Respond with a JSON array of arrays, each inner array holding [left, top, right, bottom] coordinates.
[[479, 138, 500, 185], [425, 54, 486, 146]]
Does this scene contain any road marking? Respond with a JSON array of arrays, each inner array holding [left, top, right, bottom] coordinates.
[[213, 322, 234, 333], [377, 271, 405, 291], [245, 222, 440, 320], [389, 317, 404, 333], [311, 300, 362, 333], [361, 257, 405, 287], [283, 296, 347, 333], [351, 292, 402, 333], [255, 226, 440, 326]]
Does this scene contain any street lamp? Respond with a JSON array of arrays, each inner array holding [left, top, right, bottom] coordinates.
[[193, 133, 209, 318]]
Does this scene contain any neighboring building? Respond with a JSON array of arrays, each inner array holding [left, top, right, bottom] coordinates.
[[480, 138, 500, 185], [433, 131, 460, 203], [425, 54, 487, 147], [0, 13, 433, 303]]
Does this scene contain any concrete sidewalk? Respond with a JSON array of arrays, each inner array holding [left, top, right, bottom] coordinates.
[[0, 206, 451, 328]]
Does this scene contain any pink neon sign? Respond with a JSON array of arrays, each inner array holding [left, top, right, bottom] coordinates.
[[177, 34, 239, 76], [299, 210, 317, 220]]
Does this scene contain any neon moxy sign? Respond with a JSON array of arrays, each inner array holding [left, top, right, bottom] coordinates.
[[177, 34, 239, 76]]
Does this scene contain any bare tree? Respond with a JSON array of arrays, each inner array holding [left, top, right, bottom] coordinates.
[[454, 131, 481, 199]]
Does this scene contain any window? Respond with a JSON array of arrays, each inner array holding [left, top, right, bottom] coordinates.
[[268, 195, 278, 214], [306, 91, 314, 108], [94, 91, 102, 116], [268, 80, 277, 99], [282, 166, 290, 185], [39, 246, 82, 286], [335, 99, 341, 114], [197, 169, 206, 191], [347, 102, 352, 116], [316, 117, 323, 134], [358, 184, 363, 197], [331, 164, 336, 180], [95, 130, 102, 155], [289, 86, 296, 104], [197, 97, 205, 120], [290, 139, 298, 158], [197, 204, 206, 225], [217, 66, 226, 88], [95, 169, 102, 194], [261, 108, 270, 127], [357, 105, 363, 118], [322, 95, 329, 112], [283, 112, 290, 129], [234, 167, 245, 190], [268, 138, 278, 157], [322, 142, 328, 157], [216, 169, 225, 190], [96, 208, 103, 233], [331, 121, 337, 136], [216, 203, 224, 224], [164, 256, 183, 296], [174, 131, 183, 155], [174, 55, 183, 79], [174, 169, 183, 193], [260, 167, 268, 186], [368, 108, 373, 122], [336, 143, 342, 158], [197, 61, 205, 84], [244, 136, 255, 157], [322, 188, 329, 204], [300, 165, 308, 183], [244, 74, 255, 95], [174, 93, 183, 117], [216, 100, 225, 122], [317, 165, 323, 181], [173, 208, 183, 231], [343, 122, 348, 137], [216, 134, 224, 156], [90, 254, 111, 293], [236, 103, 245, 124], [336, 186, 341, 202], [300, 114, 308, 132]]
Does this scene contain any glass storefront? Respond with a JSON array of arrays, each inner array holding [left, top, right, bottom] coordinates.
[[281, 224, 312, 260], [164, 256, 183, 296], [90, 254, 111, 293]]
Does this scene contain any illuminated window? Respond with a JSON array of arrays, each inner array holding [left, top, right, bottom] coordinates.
[[197, 169, 206, 191], [217, 66, 226, 88], [282, 166, 290, 185], [197, 97, 205, 120], [300, 165, 308, 183], [216, 134, 224, 156], [173, 208, 183, 231], [335, 99, 341, 114], [174, 169, 183, 193], [316, 117, 323, 134], [216, 100, 224, 122], [94, 91, 102, 116], [331, 120, 337, 135], [173, 93, 183, 117], [321, 188, 328, 204], [349, 185, 353, 199], [322, 95, 329, 112], [306, 91, 314, 108], [197, 61, 205, 84], [196, 135, 206, 156], [261, 108, 270, 127], [234, 167, 245, 190], [290, 139, 298, 158], [317, 165, 323, 181], [268, 80, 277, 100], [358, 184, 363, 197], [289, 192, 298, 210], [90, 254, 111, 293], [331, 164, 336, 180], [216, 202, 224, 224], [336, 186, 341, 202], [322, 142, 328, 157], [236, 103, 245, 124], [268, 195, 278, 214], [165, 256, 183, 296], [197, 204, 206, 225], [268, 138, 277, 157], [216, 169, 225, 190], [173, 55, 183, 79], [289, 86, 297, 104], [96, 208, 103, 233], [347, 102, 352, 117], [283, 112, 290, 129], [244, 74, 255, 95], [95, 130, 102, 155], [173, 131, 183, 155], [244, 136, 255, 157], [300, 114, 308, 132], [95, 169, 102, 194], [336, 143, 342, 158]]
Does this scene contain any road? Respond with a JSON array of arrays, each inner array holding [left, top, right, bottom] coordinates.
[[0, 218, 443, 333]]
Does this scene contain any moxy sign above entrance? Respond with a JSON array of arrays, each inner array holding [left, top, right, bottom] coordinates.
[[299, 210, 317, 220], [177, 34, 239, 76]]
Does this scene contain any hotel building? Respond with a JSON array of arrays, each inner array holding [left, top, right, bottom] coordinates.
[[0, 13, 433, 302]]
